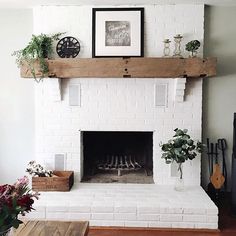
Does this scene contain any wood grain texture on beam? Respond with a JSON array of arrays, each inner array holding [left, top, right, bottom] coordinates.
[[184, 57, 217, 77], [48, 58, 125, 78], [127, 57, 185, 78], [20, 57, 217, 79]]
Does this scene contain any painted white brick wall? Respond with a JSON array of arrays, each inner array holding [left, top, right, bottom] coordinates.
[[34, 5, 204, 185], [33, 5, 204, 57]]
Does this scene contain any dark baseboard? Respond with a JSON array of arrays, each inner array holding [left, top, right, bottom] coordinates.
[[89, 226, 220, 233]]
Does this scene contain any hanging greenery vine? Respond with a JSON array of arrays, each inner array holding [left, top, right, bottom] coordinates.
[[12, 33, 64, 82]]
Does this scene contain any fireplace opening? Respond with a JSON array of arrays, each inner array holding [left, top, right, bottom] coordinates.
[[82, 131, 153, 183]]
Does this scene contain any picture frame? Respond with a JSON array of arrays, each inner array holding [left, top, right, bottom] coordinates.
[[92, 8, 144, 58]]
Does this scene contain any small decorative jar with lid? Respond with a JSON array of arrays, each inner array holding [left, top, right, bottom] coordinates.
[[163, 39, 171, 57], [173, 34, 183, 58]]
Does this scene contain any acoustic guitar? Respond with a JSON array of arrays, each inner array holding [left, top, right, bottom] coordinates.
[[210, 143, 225, 189]]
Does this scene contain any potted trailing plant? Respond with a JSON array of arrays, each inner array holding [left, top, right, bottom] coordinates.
[[0, 176, 39, 235], [12, 33, 63, 82], [160, 128, 202, 191], [185, 40, 201, 57]]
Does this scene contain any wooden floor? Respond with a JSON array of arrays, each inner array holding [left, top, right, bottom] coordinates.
[[88, 194, 236, 236], [14, 221, 89, 236]]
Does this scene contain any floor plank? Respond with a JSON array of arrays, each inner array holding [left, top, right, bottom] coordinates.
[[13, 221, 89, 236]]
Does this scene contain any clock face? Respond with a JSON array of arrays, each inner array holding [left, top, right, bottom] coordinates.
[[56, 36, 80, 58]]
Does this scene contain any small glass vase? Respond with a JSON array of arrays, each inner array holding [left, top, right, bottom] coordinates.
[[189, 50, 197, 58], [174, 163, 184, 191], [175, 178, 184, 191], [163, 39, 171, 57], [0, 227, 11, 236]]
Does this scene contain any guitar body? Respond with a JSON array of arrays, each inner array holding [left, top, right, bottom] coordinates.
[[210, 163, 225, 189]]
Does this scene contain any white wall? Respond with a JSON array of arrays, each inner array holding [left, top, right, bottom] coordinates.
[[0, 9, 34, 184], [202, 6, 236, 191]]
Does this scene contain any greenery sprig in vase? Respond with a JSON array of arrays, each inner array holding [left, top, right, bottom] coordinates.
[[185, 40, 201, 57], [160, 128, 202, 190], [12, 33, 63, 82]]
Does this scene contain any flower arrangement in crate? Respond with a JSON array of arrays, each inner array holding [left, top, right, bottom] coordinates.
[[26, 161, 53, 177], [0, 176, 39, 235], [26, 161, 74, 192]]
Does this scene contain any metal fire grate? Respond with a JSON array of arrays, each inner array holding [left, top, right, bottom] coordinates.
[[97, 155, 142, 176]]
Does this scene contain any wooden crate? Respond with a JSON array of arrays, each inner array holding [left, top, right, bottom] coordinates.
[[32, 171, 74, 191]]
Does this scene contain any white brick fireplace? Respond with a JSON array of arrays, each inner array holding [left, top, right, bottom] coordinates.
[[34, 4, 204, 185], [29, 4, 218, 229]]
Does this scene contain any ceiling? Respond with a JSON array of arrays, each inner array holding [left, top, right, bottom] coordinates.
[[0, 0, 236, 8]]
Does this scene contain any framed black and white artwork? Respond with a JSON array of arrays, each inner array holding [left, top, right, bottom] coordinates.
[[92, 8, 144, 57]]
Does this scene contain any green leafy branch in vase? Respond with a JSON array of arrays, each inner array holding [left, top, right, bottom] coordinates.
[[160, 128, 203, 179]]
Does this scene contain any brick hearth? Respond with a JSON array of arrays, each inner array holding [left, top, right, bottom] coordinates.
[[23, 184, 218, 229]]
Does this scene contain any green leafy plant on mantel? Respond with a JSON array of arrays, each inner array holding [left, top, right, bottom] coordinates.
[[185, 40, 201, 57], [160, 128, 202, 179], [12, 33, 64, 82]]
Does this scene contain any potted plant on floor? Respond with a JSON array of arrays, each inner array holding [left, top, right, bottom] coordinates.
[[160, 128, 202, 191], [0, 176, 39, 235], [12, 32, 63, 82]]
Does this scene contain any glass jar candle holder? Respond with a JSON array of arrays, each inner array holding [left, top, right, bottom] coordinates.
[[163, 39, 171, 57], [173, 34, 183, 58]]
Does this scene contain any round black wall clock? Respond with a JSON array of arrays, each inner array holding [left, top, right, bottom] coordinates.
[[56, 36, 80, 58]]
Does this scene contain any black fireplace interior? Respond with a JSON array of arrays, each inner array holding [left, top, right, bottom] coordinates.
[[82, 131, 153, 183]]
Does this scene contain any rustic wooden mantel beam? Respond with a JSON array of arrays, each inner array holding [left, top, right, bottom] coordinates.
[[20, 57, 217, 79]]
